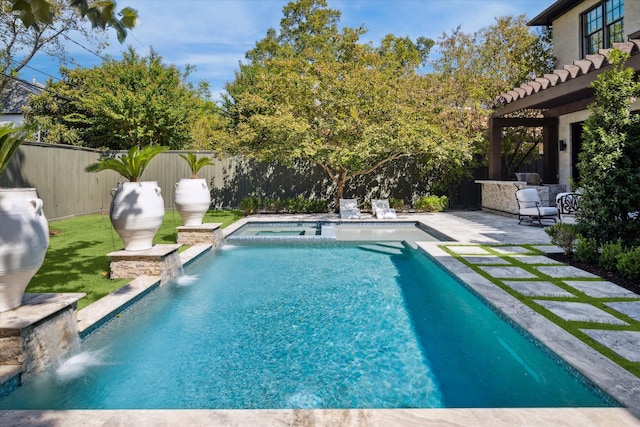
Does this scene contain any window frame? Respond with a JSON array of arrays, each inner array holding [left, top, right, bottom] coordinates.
[[581, 0, 624, 57]]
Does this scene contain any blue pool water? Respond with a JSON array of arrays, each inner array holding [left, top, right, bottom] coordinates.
[[0, 241, 615, 409]]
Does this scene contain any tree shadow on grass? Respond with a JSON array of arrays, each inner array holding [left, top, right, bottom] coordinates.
[[25, 238, 122, 307]]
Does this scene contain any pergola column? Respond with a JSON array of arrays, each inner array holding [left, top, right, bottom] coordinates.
[[488, 117, 502, 180]]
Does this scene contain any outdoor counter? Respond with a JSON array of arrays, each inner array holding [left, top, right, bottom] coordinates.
[[475, 180, 566, 216]]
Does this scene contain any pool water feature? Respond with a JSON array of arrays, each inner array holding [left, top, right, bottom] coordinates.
[[0, 242, 616, 410]]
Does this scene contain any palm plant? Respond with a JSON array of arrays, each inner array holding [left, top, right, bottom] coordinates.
[[85, 145, 169, 181], [0, 125, 25, 178], [179, 152, 214, 178]]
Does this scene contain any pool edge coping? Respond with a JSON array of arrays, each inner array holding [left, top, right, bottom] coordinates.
[[1, 407, 639, 426]]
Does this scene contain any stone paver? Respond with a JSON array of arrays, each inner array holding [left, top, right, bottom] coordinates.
[[535, 265, 599, 278], [502, 280, 575, 297], [606, 301, 640, 322], [580, 330, 640, 362], [535, 300, 629, 325], [532, 245, 564, 254], [565, 281, 640, 299], [511, 255, 564, 265], [446, 245, 493, 255], [478, 266, 538, 279], [492, 246, 536, 255], [460, 255, 507, 265]]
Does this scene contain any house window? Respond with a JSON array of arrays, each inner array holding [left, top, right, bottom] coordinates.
[[583, 0, 624, 56]]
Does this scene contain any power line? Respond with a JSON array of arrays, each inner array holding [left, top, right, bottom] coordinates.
[[61, 33, 107, 61], [9, 58, 63, 84]]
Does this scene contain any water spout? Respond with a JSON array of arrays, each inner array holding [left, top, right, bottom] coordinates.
[[56, 349, 106, 381]]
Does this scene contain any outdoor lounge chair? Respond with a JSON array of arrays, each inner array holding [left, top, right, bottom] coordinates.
[[515, 188, 558, 226], [339, 198, 361, 219], [371, 199, 397, 219], [556, 191, 582, 223]]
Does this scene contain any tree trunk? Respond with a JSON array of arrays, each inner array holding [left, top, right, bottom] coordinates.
[[333, 169, 349, 213]]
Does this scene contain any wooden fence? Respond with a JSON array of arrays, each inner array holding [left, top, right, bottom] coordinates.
[[1, 142, 482, 220]]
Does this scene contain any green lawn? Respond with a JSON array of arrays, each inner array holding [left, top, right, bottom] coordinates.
[[26, 210, 243, 310]]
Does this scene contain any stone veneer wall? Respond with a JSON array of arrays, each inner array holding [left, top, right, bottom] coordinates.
[[0, 305, 79, 380], [177, 226, 224, 247], [476, 181, 566, 216], [21, 307, 79, 378], [110, 249, 182, 284]]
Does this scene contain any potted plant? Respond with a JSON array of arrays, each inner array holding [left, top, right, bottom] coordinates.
[[174, 152, 214, 226], [85, 145, 168, 251], [0, 125, 49, 312]]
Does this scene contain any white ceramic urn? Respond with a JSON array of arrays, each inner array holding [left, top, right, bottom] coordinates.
[[174, 178, 211, 226], [0, 188, 50, 312], [110, 181, 164, 251]]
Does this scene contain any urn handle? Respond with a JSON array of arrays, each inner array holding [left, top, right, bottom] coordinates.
[[110, 188, 117, 198], [30, 198, 44, 216], [156, 187, 162, 195]]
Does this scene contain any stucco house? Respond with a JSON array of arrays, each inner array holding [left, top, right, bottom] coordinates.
[[489, 0, 640, 193]]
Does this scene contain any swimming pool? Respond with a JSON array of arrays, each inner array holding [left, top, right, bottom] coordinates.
[[0, 241, 616, 409]]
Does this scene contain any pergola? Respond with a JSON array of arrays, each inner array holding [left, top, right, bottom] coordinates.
[[489, 41, 640, 183]]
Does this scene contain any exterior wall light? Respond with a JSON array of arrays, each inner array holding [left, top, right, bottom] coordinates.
[[559, 140, 567, 151]]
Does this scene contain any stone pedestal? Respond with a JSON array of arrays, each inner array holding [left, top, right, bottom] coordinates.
[[0, 293, 84, 396], [177, 223, 223, 247], [108, 244, 181, 284]]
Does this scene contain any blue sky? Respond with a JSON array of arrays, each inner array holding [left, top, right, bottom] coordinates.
[[26, 0, 557, 101]]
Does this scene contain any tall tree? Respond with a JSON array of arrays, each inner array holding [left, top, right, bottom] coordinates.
[[432, 16, 554, 180], [1, 0, 137, 95], [25, 48, 210, 149], [222, 0, 472, 208], [577, 50, 640, 245]]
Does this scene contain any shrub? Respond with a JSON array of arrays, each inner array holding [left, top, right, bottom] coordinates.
[[285, 196, 307, 212], [262, 197, 284, 212], [599, 239, 624, 271], [389, 198, 405, 210], [616, 246, 640, 279], [414, 195, 448, 212], [544, 222, 578, 255], [239, 196, 260, 215], [306, 199, 328, 213], [574, 236, 599, 264], [576, 50, 640, 245]]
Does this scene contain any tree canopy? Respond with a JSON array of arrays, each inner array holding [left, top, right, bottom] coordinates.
[[25, 48, 219, 150], [431, 15, 554, 180], [1, 0, 137, 96], [8, 0, 136, 42], [222, 0, 473, 208]]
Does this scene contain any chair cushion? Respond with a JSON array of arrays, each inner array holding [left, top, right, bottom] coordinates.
[[377, 208, 397, 219], [516, 189, 541, 208], [521, 206, 558, 216]]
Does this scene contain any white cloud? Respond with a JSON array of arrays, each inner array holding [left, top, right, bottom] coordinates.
[[29, 0, 556, 100]]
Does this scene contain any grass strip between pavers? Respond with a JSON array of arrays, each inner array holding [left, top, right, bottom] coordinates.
[[26, 210, 244, 310], [440, 243, 640, 378]]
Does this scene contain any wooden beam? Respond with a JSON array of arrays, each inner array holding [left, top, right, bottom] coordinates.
[[543, 122, 559, 184], [543, 98, 594, 117], [488, 117, 502, 180], [491, 117, 557, 128]]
